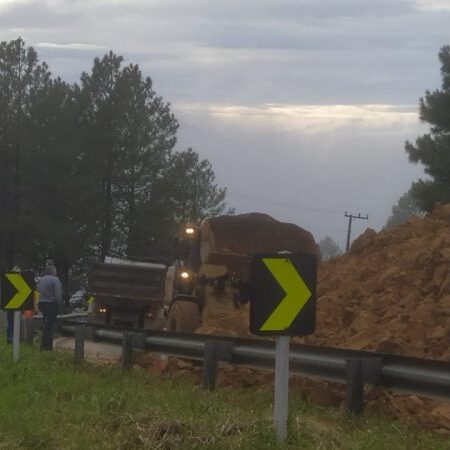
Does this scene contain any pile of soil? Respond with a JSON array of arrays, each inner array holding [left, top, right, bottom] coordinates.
[[308, 203, 450, 361], [197, 204, 450, 362]]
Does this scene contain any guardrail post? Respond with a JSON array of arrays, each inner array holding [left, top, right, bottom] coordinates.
[[74, 326, 85, 364], [202, 339, 218, 390], [363, 357, 382, 385], [84, 325, 96, 341], [122, 332, 133, 371], [133, 332, 146, 350], [346, 358, 364, 415], [217, 340, 234, 363]]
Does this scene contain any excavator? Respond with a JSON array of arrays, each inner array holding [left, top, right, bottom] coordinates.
[[165, 213, 318, 332], [87, 213, 318, 333]]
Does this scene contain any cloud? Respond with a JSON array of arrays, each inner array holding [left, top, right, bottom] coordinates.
[[84, 0, 414, 20], [415, 0, 450, 11], [0, 0, 31, 11], [36, 42, 106, 50], [1, 0, 446, 108], [176, 103, 419, 134], [175, 101, 426, 248]]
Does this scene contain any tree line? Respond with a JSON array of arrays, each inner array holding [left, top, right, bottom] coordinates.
[[0, 38, 231, 294]]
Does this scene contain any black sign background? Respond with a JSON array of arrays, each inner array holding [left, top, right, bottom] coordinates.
[[1, 271, 35, 311], [250, 253, 317, 336]]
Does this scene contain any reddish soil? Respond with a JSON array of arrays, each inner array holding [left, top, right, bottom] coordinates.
[[307, 203, 450, 361]]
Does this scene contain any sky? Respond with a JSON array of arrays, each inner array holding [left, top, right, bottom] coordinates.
[[1, 0, 449, 249]]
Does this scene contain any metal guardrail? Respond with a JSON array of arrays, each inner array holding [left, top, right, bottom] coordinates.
[[34, 312, 88, 321], [59, 323, 450, 403]]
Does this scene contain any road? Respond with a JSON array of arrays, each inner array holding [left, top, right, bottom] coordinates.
[[54, 336, 122, 364]]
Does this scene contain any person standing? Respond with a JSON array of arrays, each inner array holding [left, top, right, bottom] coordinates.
[[37, 264, 62, 350]]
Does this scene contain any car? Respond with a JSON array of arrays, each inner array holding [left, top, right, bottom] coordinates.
[[69, 289, 87, 310]]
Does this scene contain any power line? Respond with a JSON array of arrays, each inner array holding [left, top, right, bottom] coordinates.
[[228, 191, 343, 216], [228, 191, 384, 239]]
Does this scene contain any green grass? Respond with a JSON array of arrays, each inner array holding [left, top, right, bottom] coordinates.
[[0, 343, 448, 450]]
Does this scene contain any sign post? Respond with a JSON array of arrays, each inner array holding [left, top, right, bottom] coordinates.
[[274, 335, 290, 441], [13, 311, 21, 362], [1, 271, 35, 362], [250, 253, 317, 443]]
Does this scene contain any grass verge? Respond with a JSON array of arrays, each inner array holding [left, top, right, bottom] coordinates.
[[0, 342, 448, 449]]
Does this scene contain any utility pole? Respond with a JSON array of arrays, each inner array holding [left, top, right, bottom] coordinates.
[[345, 212, 369, 251]]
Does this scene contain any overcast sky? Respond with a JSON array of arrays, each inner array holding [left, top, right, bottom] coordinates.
[[1, 0, 449, 248]]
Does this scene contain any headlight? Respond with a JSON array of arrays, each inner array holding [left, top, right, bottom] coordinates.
[[185, 227, 195, 235], [99, 307, 107, 313], [180, 271, 190, 280]]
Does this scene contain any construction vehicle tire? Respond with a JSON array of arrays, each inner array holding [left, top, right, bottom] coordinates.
[[167, 300, 200, 333]]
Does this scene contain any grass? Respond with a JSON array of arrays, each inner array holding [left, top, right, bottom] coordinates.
[[0, 342, 448, 450]]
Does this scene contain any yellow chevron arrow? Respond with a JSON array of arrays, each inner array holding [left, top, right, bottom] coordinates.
[[4, 274, 32, 309], [260, 258, 311, 331]]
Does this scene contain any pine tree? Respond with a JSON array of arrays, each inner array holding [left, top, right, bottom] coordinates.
[[167, 148, 232, 224], [79, 54, 179, 259], [79, 52, 127, 259], [405, 45, 450, 211], [114, 64, 178, 257], [25, 78, 96, 297], [0, 37, 51, 270]]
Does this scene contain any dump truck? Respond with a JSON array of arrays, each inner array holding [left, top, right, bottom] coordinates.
[[87, 256, 202, 330], [87, 257, 168, 329], [87, 213, 317, 332]]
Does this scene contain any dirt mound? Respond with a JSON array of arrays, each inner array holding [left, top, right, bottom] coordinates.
[[198, 204, 450, 361], [197, 305, 252, 337], [308, 203, 450, 361]]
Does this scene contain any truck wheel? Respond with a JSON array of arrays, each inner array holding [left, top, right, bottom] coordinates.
[[167, 301, 200, 333]]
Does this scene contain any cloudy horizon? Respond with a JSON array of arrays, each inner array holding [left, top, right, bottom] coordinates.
[[1, 0, 448, 249]]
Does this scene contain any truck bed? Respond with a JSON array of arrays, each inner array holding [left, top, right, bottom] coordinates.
[[88, 261, 166, 307]]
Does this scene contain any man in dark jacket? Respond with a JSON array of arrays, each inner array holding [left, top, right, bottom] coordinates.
[[37, 264, 62, 350]]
